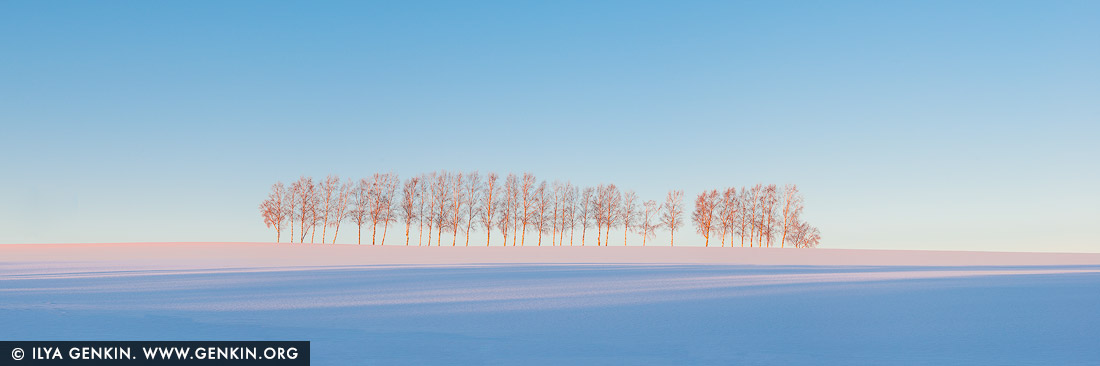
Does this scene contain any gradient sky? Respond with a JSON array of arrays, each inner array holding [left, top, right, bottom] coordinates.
[[2, 1, 1097, 251]]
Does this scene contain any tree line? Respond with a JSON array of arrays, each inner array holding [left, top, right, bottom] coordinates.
[[259, 172, 820, 248]]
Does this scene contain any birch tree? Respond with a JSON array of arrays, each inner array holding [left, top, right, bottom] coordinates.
[[660, 190, 684, 246], [308, 179, 321, 243], [351, 178, 370, 245], [533, 181, 548, 246], [401, 176, 420, 246], [520, 173, 535, 246], [450, 171, 465, 246], [779, 184, 802, 248], [318, 175, 339, 243], [503, 173, 518, 246], [550, 181, 562, 246], [593, 184, 607, 246], [619, 190, 638, 246], [330, 179, 352, 244], [718, 187, 737, 247], [286, 181, 299, 242], [762, 184, 778, 247], [579, 186, 594, 246], [418, 173, 431, 246], [736, 187, 749, 247], [260, 182, 288, 242], [382, 173, 400, 245], [563, 183, 577, 246], [291, 176, 317, 243], [463, 171, 481, 246], [640, 199, 658, 246], [434, 172, 450, 246], [600, 184, 621, 246], [367, 174, 384, 245], [786, 217, 821, 248], [481, 172, 498, 246], [748, 184, 762, 247], [692, 189, 719, 247]]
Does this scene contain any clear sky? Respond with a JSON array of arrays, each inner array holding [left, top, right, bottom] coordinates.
[[2, 1, 1097, 251]]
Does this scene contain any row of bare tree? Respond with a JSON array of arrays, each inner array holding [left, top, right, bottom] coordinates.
[[260, 172, 819, 247], [691, 184, 820, 248]]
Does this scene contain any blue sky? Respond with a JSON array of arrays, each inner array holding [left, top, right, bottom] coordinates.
[[2, 1, 1097, 251]]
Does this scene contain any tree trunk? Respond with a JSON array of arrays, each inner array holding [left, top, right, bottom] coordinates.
[[382, 219, 390, 246], [559, 220, 565, 246], [465, 218, 472, 246], [332, 223, 341, 244]]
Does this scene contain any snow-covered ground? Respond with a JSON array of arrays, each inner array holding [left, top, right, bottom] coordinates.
[[3, 243, 1099, 365]]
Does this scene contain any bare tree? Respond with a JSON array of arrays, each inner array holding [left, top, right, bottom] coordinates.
[[366, 173, 383, 245], [531, 181, 549, 246], [260, 182, 288, 242], [400, 177, 420, 246], [285, 181, 300, 242], [497, 174, 513, 246], [450, 171, 465, 246], [718, 187, 737, 247], [457, 171, 478, 246], [502, 173, 518, 246], [562, 183, 577, 246], [550, 181, 562, 246], [434, 171, 450, 246], [601, 184, 621, 246], [762, 184, 778, 247], [786, 216, 821, 248], [660, 190, 684, 246], [351, 178, 370, 245], [479, 172, 498, 246], [593, 184, 607, 246], [308, 179, 321, 243], [318, 175, 339, 243], [736, 186, 749, 247], [557, 182, 571, 246], [520, 173, 535, 246], [578, 186, 594, 246], [640, 199, 658, 246], [748, 184, 762, 247], [418, 173, 432, 246], [692, 189, 719, 247], [330, 179, 352, 244], [291, 176, 317, 243], [779, 184, 802, 248], [619, 190, 638, 246], [382, 173, 400, 245]]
